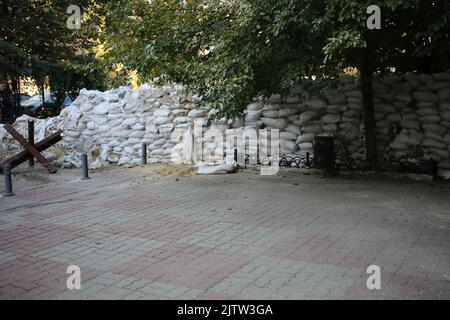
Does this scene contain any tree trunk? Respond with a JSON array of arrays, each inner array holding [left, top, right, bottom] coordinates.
[[41, 83, 45, 110], [360, 49, 377, 166]]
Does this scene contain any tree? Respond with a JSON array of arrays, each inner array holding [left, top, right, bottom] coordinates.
[[315, 0, 450, 163], [94, 0, 450, 163], [0, 0, 107, 102]]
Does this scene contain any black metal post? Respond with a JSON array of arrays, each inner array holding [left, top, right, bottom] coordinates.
[[306, 152, 311, 175], [142, 142, 147, 165], [234, 148, 238, 163], [81, 153, 89, 180], [3, 163, 14, 196]]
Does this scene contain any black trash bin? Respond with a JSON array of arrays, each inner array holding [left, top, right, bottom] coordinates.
[[313, 136, 335, 174]]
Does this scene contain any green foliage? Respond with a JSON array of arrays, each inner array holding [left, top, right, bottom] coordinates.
[[95, 0, 450, 118], [0, 0, 107, 102]]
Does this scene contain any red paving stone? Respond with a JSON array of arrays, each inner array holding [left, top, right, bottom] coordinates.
[[0, 223, 87, 255], [0, 255, 102, 299], [114, 243, 254, 290], [17, 186, 82, 202], [0, 167, 449, 299], [106, 214, 213, 242]]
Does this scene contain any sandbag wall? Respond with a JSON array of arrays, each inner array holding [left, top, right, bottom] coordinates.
[[1, 72, 450, 177]]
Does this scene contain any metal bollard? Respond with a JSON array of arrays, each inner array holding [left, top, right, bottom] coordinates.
[[306, 152, 311, 175], [3, 163, 15, 196], [81, 153, 89, 180], [141, 142, 147, 165]]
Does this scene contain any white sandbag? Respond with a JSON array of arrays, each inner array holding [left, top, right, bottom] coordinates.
[[433, 72, 450, 81], [429, 148, 449, 159], [94, 116, 108, 126], [375, 112, 385, 121], [438, 88, 450, 101], [409, 129, 424, 140], [131, 123, 144, 131], [230, 117, 244, 128], [280, 131, 298, 141], [173, 116, 188, 124], [301, 124, 322, 134], [441, 111, 450, 121], [297, 133, 315, 143], [422, 124, 447, 135], [375, 104, 395, 114], [413, 91, 438, 102], [118, 156, 131, 165], [299, 111, 320, 124], [440, 102, 450, 111], [262, 110, 279, 118], [306, 98, 327, 109], [324, 92, 346, 105], [395, 93, 413, 103], [394, 131, 409, 144], [154, 108, 172, 117], [152, 138, 166, 147], [263, 103, 282, 111], [282, 95, 300, 104], [63, 130, 80, 138], [444, 134, 450, 144], [159, 123, 174, 133], [386, 113, 402, 122], [278, 108, 298, 117], [246, 102, 264, 110], [261, 117, 289, 129], [97, 124, 112, 133], [172, 109, 188, 116], [389, 141, 409, 151], [341, 116, 360, 124], [187, 109, 207, 118], [419, 115, 442, 124], [268, 94, 282, 103], [321, 114, 341, 124], [423, 138, 446, 149], [122, 117, 138, 127], [298, 142, 313, 150], [424, 131, 444, 142], [154, 116, 173, 125], [438, 160, 450, 170], [416, 108, 439, 116], [345, 90, 363, 99], [245, 109, 262, 122], [327, 105, 347, 112], [196, 161, 238, 174], [343, 110, 360, 118], [347, 103, 362, 110], [93, 102, 109, 115], [322, 124, 338, 132], [146, 124, 158, 133], [280, 139, 298, 151], [285, 124, 301, 135]]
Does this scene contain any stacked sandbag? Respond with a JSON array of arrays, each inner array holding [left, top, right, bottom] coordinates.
[[1, 71, 450, 178], [262, 93, 299, 155], [375, 73, 450, 172], [0, 114, 65, 158], [0, 84, 201, 168]]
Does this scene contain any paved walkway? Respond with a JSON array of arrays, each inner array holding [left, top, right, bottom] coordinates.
[[0, 166, 449, 299]]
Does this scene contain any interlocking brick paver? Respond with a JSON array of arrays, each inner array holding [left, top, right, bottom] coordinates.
[[32, 231, 166, 271], [1, 166, 449, 299]]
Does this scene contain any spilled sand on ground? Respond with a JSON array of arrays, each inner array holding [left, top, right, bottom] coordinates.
[[149, 164, 197, 177]]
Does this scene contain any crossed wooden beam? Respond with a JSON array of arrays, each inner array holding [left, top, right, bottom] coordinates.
[[0, 121, 62, 174]]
